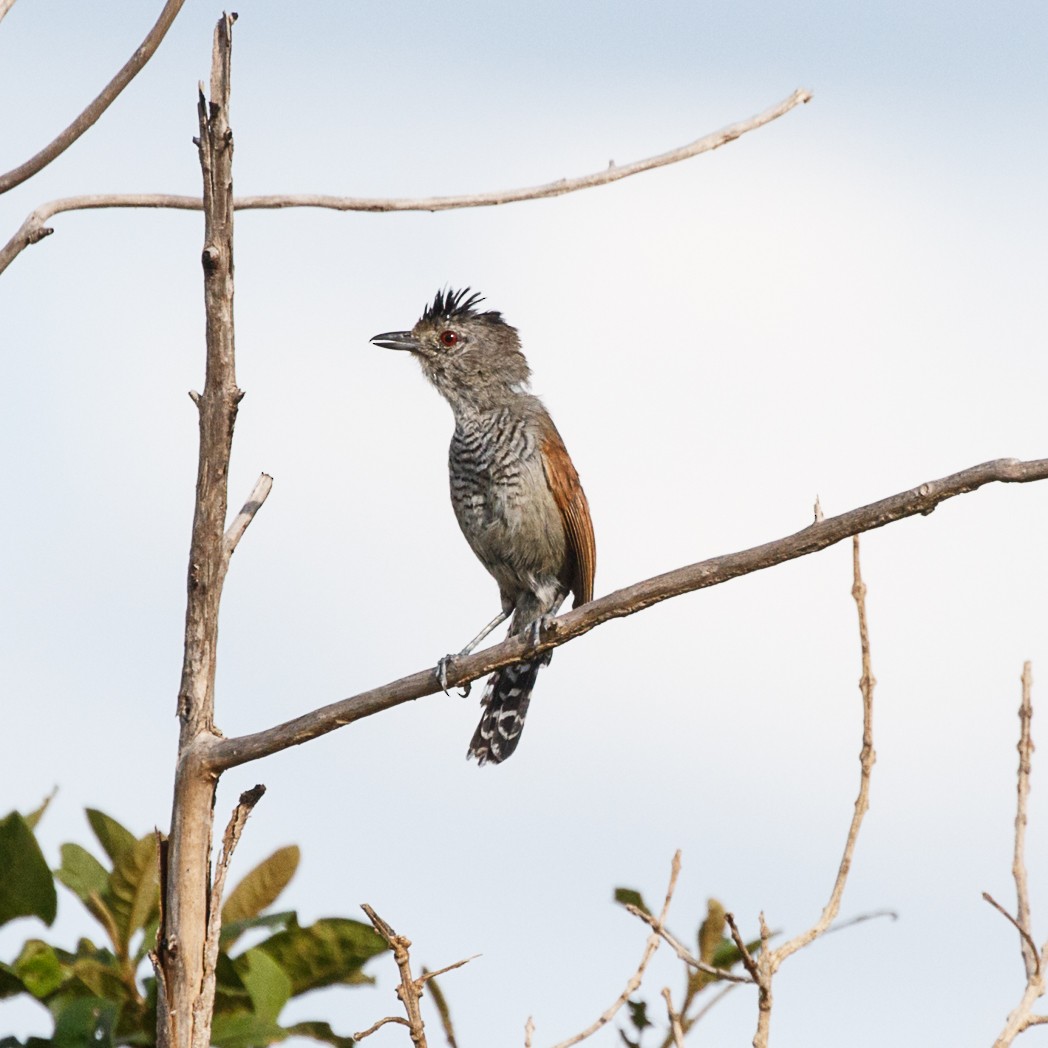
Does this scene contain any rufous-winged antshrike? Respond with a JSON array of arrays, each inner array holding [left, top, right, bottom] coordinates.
[[371, 289, 596, 765]]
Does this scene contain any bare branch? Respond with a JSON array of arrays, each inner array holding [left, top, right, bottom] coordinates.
[[660, 988, 685, 1048], [354, 1016, 411, 1041], [0, 0, 187, 194], [983, 892, 1040, 976], [724, 913, 760, 983], [1014, 662, 1036, 977], [360, 904, 429, 1048], [625, 904, 753, 985], [548, 851, 681, 1048], [773, 535, 876, 966], [0, 0, 19, 26], [191, 785, 265, 1048], [202, 457, 1048, 772], [420, 968, 460, 1048], [157, 17, 239, 1048], [0, 89, 810, 276], [991, 664, 1048, 1048], [223, 473, 273, 562]]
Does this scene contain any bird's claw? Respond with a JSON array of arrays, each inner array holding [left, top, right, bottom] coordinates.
[[529, 613, 558, 648], [436, 654, 472, 698]]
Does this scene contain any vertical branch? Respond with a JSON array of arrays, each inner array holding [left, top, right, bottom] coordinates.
[[160, 14, 240, 1048], [1013, 662, 1036, 979]]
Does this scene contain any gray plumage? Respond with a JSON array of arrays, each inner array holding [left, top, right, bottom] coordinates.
[[371, 288, 596, 764]]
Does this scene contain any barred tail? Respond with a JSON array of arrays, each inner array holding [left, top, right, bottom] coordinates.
[[467, 656, 547, 765]]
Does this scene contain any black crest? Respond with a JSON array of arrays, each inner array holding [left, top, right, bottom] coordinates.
[[422, 287, 506, 326]]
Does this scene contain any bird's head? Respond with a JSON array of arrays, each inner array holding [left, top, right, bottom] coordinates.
[[371, 288, 531, 411]]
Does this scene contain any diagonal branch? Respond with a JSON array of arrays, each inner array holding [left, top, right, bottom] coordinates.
[[202, 456, 1048, 773], [0, 88, 810, 276], [0, 0, 187, 194]]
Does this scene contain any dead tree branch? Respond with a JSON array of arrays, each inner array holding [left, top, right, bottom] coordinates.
[[0, 88, 810, 275], [155, 16, 241, 1048], [191, 786, 265, 1048], [198, 457, 1048, 773], [990, 663, 1048, 1046], [734, 536, 877, 1047], [0, 0, 187, 194], [357, 906, 476, 1048]]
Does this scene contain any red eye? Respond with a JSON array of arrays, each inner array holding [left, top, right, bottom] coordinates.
[[440, 330, 458, 347]]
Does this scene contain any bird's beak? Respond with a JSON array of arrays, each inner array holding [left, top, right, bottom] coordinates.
[[370, 330, 420, 352]]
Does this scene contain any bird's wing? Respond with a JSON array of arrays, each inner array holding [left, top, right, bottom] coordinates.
[[541, 422, 596, 607]]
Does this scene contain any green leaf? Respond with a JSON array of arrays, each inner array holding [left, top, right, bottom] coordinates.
[[24, 791, 56, 832], [284, 1021, 355, 1047], [236, 949, 292, 1023], [613, 887, 649, 915], [12, 941, 66, 999], [51, 995, 118, 1048], [222, 847, 300, 934], [254, 918, 386, 996], [0, 962, 27, 999], [210, 1012, 288, 1048], [0, 812, 57, 927], [69, 956, 129, 1004], [106, 835, 159, 950], [56, 844, 110, 904], [221, 911, 295, 947], [85, 811, 136, 867], [709, 935, 763, 971]]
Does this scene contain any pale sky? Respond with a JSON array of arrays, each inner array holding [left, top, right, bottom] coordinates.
[[2, 1, 1047, 1045]]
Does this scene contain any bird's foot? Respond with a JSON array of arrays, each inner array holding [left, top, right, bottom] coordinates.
[[435, 654, 472, 698], [528, 613, 559, 648]]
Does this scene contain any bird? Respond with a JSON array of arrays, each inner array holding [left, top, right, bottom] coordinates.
[[371, 288, 596, 764]]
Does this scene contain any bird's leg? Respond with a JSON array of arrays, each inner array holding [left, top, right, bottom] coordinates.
[[436, 609, 511, 695], [527, 594, 568, 649]]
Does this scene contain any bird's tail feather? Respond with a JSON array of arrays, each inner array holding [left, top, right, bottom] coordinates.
[[467, 655, 549, 765]]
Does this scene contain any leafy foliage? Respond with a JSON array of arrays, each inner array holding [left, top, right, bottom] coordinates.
[[0, 805, 386, 1047]]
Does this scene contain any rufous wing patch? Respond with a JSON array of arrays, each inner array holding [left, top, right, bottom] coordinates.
[[541, 422, 596, 606]]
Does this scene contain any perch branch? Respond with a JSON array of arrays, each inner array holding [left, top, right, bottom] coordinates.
[[0, 0, 187, 194], [0, 89, 810, 275], [201, 456, 1048, 772], [548, 851, 681, 1048]]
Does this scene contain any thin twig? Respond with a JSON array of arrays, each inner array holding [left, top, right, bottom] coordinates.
[[354, 1015, 411, 1040], [361, 905, 429, 1048], [742, 537, 878, 1048], [725, 913, 760, 982], [661, 988, 685, 1048], [984, 893, 1040, 975], [524, 1016, 535, 1048], [197, 457, 1048, 774], [0, 89, 810, 276], [191, 785, 265, 1048], [548, 851, 681, 1048], [222, 473, 273, 562], [421, 968, 460, 1048], [1014, 662, 1036, 977], [991, 665, 1048, 1047], [773, 535, 877, 966], [0, 0, 187, 194], [689, 982, 738, 1025], [0, 0, 19, 26], [418, 956, 479, 986], [625, 904, 753, 984]]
